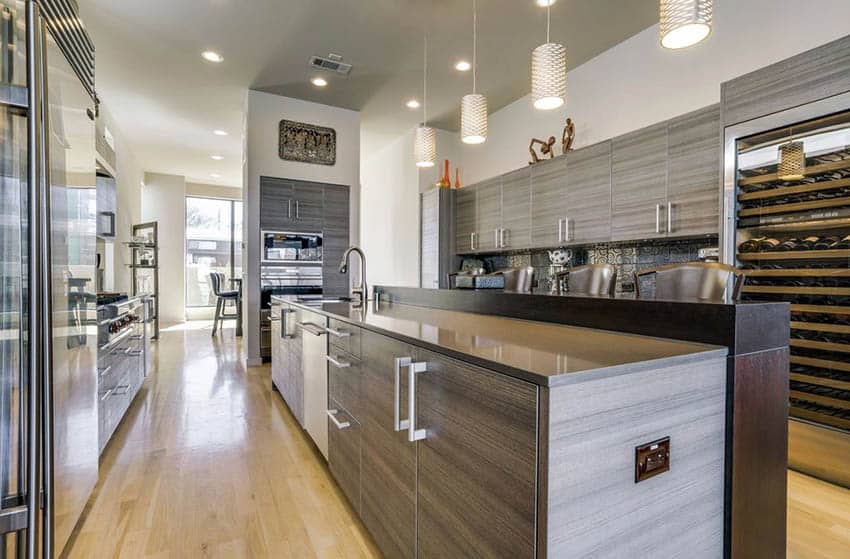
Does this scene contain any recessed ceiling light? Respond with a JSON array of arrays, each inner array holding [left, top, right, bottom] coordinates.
[[210, 155, 224, 161], [406, 99, 420, 109], [454, 60, 471, 72], [213, 129, 228, 136], [201, 50, 224, 63], [210, 173, 222, 179], [311, 77, 328, 87], [535, 0, 557, 6]]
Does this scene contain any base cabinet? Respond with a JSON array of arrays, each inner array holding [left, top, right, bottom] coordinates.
[[327, 400, 361, 513]]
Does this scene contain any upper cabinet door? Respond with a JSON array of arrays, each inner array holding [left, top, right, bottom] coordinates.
[[456, 186, 477, 254], [322, 184, 350, 297], [475, 177, 503, 252], [260, 177, 295, 230], [414, 348, 538, 559], [500, 167, 532, 250], [611, 122, 668, 242], [565, 141, 612, 245], [531, 156, 568, 248], [666, 104, 721, 237], [292, 182, 324, 231]]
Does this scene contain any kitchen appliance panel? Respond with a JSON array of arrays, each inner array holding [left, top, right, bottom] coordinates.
[[261, 231, 323, 264]]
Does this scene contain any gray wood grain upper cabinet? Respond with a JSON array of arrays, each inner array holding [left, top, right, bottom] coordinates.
[[531, 156, 568, 248], [476, 177, 502, 252], [722, 34, 850, 127], [611, 122, 668, 241], [360, 330, 417, 559], [456, 185, 477, 254], [500, 167, 532, 250], [667, 104, 721, 236], [414, 348, 538, 558], [322, 184, 350, 297], [292, 182, 324, 231], [260, 177, 295, 230], [564, 141, 612, 245]]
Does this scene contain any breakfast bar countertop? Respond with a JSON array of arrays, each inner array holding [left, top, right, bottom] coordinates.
[[272, 295, 728, 387]]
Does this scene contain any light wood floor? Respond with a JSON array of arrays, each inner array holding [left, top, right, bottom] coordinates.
[[65, 322, 850, 558]]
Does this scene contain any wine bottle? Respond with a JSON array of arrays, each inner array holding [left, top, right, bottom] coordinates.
[[738, 237, 765, 253], [815, 236, 839, 250], [796, 236, 821, 250], [778, 238, 801, 251], [832, 234, 850, 249], [758, 238, 781, 251]]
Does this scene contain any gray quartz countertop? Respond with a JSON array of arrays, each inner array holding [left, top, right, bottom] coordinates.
[[271, 296, 728, 387]]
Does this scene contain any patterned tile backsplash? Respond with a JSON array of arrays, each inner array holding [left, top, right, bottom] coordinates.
[[466, 237, 718, 296]]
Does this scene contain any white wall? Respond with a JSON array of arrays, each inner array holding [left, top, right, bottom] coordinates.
[[142, 172, 186, 325], [461, 0, 850, 184], [186, 182, 243, 200], [243, 90, 361, 365]]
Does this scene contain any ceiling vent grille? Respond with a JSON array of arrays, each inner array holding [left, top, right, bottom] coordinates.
[[310, 55, 352, 76]]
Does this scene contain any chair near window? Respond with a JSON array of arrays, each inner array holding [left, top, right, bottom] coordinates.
[[209, 272, 242, 336], [554, 264, 617, 297], [634, 262, 746, 303]]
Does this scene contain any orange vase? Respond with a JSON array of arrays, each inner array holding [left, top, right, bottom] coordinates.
[[439, 160, 451, 188], [454, 168, 461, 188]]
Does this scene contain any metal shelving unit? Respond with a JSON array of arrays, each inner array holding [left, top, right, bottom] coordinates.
[[127, 221, 159, 339]]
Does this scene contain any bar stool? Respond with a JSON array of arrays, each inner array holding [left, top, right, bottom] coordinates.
[[209, 272, 242, 336], [634, 262, 746, 302], [554, 264, 617, 296]]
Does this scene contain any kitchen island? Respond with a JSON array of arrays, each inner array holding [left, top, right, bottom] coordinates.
[[270, 289, 788, 558]]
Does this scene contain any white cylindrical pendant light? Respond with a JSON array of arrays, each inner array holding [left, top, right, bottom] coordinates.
[[532, 2, 566, 111], [778, 141, 805, 181], [414, 35, 436, 168], [461, 94, 487, 144], [660, 0, 713, 50], [461, 0, 487, 144], [415, 125, 436, 168]]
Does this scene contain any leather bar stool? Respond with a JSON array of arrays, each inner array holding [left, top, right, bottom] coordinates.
[[634, 262, 746, 302], [209, 272, 242, 336], [554, 264, 617, 297]]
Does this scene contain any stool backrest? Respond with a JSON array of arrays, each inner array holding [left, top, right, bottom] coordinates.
[[555, 264, 617, 297], [209, 272, 224, 297], [634, 262, 745, 302], [497, 267, 535, 293]]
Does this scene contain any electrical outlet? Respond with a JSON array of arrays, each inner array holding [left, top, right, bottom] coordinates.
[[635, 437, 670, 483]]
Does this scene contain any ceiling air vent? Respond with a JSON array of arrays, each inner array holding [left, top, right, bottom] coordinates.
[[310, 53, 352, 76]]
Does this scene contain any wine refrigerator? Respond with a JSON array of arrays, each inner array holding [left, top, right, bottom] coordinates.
[[723, 91, 850, 488]]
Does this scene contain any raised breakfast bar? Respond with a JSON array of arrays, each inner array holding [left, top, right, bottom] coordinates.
[[270, 287, 789, 559]]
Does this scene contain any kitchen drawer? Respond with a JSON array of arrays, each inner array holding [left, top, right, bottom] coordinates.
[[327, 351, 361, 420], [327, 400, 361, 513], [326, 318, 361, 358]]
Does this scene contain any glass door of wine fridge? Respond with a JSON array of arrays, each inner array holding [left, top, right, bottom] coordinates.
[[727, 97, 850, 487]]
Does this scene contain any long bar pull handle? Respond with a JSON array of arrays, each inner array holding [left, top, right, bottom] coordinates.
[[500, 228, 507, 248], [325, 326, 351, 338], [326, 409, 351, 430], [281, 308, 295, 339], [393, 357, 411, 431], [558, 219, 564, 244], [326, 355, 351, 368], [667, 202, 673, 234], [564, 218, 571, 243], [295, 200, 300, 219], [495, 229, 500, 248], [407, 360, 428, 442], [655, 204, 661, 234], [287, 200, 292, 219]]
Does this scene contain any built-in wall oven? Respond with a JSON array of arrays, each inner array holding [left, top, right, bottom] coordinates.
[[259, 266, 323, 359], [262, 231, 323, 264]]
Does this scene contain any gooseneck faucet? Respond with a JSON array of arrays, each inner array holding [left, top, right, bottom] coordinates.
[[339, 246, 367, 305]]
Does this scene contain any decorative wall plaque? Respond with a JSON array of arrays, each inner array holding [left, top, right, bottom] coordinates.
[[279, 120, 337, 166]]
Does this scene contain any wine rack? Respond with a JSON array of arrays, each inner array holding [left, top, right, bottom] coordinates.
[[735, 110, 850, 435]]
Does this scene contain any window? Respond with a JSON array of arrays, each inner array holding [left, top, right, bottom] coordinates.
[[185, 196, 242, 308]]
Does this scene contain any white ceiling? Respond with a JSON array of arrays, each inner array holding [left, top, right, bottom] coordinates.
[[79, 0, 657, 188]]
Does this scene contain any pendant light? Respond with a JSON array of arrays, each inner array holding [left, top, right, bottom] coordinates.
[[461, 0, 487, 144], [415, 34, 436, 168], [531, 0, 566, 111], [778, 140, 805, 181], [660, 0, 713, 50]]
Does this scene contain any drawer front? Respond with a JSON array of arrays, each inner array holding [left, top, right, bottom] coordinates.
[[327, 318, 361, 358], [327, 351, 361, 420], [327, 400, 361, 514]]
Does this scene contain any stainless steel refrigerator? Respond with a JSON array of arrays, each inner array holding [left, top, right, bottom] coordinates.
[[1, 1, 97, 557]]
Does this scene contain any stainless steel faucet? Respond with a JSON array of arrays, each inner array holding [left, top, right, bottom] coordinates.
[[339, 246, 367, 305]]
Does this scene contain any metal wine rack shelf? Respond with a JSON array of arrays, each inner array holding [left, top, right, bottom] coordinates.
[[737, 141, 850, 434]]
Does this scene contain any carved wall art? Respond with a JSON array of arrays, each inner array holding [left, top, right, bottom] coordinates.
[[279, 120, 337, 166], [562, 117, 575, 154], [529, 136, 556, 165]]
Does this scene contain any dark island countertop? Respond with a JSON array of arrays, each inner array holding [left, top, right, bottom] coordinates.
[[272, 295, 728, 387]]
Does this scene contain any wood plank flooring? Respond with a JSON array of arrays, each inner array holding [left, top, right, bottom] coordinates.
[[64, 321, 850, 558], [65, 322, 380, 559]]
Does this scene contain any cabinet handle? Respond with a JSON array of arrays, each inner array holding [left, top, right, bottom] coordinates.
[[326, 409, 351, 430], [667, 202, 673, 234], [326, 355, 351, 368], [98, 365, 112, 378], [393, 357, 411, 431], [557, 219, 564, 244], [470, 232, 477, 251], [281, 308, 295, 339], [564, 217, 570, 243], [287, 200, 292, 219], [99, 389, 114, 402], [655, 204, 661, 234], [407, 359, 428, 442], [295, 200, 301, 219], [325, 326, 350, 338], [500, 228, 508, 248], [112, 384, 131, 396], [494, 229, 500, 248]]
